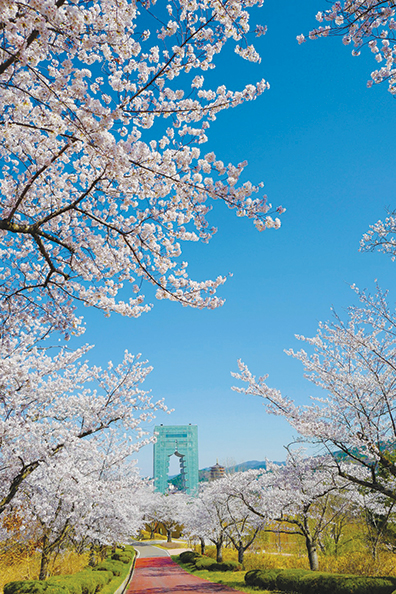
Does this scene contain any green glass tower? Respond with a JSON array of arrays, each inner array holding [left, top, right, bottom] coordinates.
[[153, 424, 199, 495]]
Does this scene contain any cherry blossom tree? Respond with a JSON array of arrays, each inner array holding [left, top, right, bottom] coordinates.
[[148, 492, 186, 542], [182, 481, 230, 561], [220, 473, 265, 563], [182, 474, 264, 563], [139, 488, 164, 539], [7, 439, 146, 579], [0, 315, 168, 518], [233, 286, 396, 508], [0, 0, 283, 335], [298, 1, 396, 94], [230, 453, 353, 571]]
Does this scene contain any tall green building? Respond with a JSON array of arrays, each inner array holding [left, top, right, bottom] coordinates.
[[153, 424, 199, 495]]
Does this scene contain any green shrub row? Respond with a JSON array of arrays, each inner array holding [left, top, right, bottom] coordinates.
[[178, 551, 240, 572], [245, 568, 396, 594], [4, 549, 135, 594]]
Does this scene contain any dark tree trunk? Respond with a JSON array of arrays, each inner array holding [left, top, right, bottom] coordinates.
[[237, 546, 244, 564], [216, 542, 223, 563], [88, 544, 96, 567], [200, 538, 206, 556], [149, 522, 158, 539], [166, 528, 172, 543], [39, 536, 50, 580], [306, 537, 319, 571]]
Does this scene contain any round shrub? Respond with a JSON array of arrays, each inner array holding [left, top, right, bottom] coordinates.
[[47, 577, 82, 594], [89, 570, 113, 589], [208, 562, 240, 572], [195, 557, 216, 570], [45, 588, 68, 594], [276, 569, 310, 593], [179, 551, 200, 563], [111, 553, 132, 564], [245, 570, 262, 587], [245, 569, 284, 589], [93, 561, 123, 576]]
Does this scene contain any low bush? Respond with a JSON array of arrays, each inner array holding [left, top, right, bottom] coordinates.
[[194, 558, 216, 570], [207, 561, 241, 572], [92, 560, 124, 577], [178, 551, 200, 564], [245, 568, 284, 589], [244, 568, 396, 594], [4, 572, 110, 594], [4, 550, 135, 594], [4, 582, 46, 594], [110, 553, 132, 564]]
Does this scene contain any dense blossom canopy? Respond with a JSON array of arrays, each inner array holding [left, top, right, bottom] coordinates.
[[0, 0, 282, 334]]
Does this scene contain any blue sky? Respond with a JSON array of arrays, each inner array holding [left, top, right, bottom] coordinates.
[[77, 0, 396, 477]]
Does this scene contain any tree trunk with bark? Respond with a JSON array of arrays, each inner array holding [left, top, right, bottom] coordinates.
[[39, 535, 50, 580], [306, 537, 319, 571], [216, 541, 223, 562], [200, 537, 206, 555]]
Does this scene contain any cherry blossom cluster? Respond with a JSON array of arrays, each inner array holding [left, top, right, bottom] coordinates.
[[298, 1, 396, 94], [361, 211, 396, 260], [0, 0, 283, 334]]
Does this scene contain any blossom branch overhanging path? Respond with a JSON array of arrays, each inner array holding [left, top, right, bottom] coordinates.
[[0, 0, 285, 335]]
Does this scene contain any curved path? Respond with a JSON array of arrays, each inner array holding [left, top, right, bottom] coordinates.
[[127, 544, 246, 594]]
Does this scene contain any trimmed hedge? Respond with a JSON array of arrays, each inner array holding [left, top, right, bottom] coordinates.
[[178, 553, 240, 573], [93, 561, 124, 577], [245, 568, 396, 594], [4, 549, 135, 594], [110, 553, 132, 565], [5, 582, 46, 594], [4, 572, 113, 594], [208, 561, 241, 572]]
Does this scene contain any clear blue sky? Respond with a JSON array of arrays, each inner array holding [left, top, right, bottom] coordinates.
[[76, 0, 396, 477]]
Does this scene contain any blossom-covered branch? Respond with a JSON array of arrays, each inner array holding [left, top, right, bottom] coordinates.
[[0, 0, 283, 334], [298, 1, 396, 94]]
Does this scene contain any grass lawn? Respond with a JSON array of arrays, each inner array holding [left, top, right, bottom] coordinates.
[[171, 557, 280, 594]]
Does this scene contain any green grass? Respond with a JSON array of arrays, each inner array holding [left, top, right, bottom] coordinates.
[[171, 557, 282, 594]]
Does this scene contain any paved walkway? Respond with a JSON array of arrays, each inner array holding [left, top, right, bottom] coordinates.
[[127, 548, 246, 594]]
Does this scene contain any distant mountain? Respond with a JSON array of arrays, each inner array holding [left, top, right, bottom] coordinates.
[[167, 459, 283, 490]]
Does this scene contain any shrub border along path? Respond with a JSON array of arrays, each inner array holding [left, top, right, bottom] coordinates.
[[126, 548, 249, 594], [3, 548, 136, 594], [172, 557, 266, 594]]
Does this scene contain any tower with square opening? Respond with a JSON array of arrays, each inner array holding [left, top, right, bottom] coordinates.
[[153, 425, 198, 495]]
